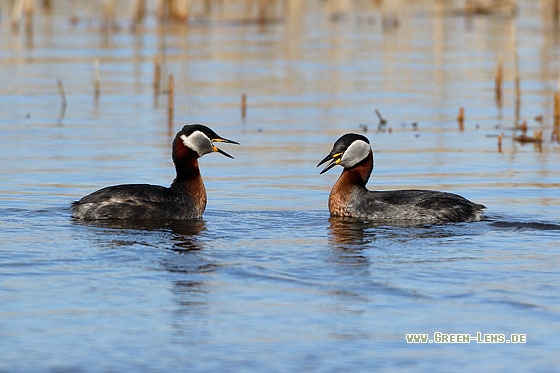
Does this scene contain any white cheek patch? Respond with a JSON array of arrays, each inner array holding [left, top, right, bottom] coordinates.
[[340, 140, 371, 168], [181, 131, 212, 157]]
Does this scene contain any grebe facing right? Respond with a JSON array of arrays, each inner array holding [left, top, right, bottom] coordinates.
[[317, 133, 486, 224], [72, 124, 238, 221]]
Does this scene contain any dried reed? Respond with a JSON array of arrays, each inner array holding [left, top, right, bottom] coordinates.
[[158, 0, 190, 23], [93, 59, 100, 102], [154, 58, 162, 96], [495, 54, 503, 107], [375, 109, 387, 125], [497, 132, 503, 153], [57, 79, 67, 109], [132, 0, 147, 31], [168, 74, 175, 127], [57, 79, 67, 120], [457, 107, 464, 131], [554, 91, 560, 129], [241, 94, 247, 119]]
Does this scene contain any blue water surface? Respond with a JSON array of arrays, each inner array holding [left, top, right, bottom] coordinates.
[[1, 1, 559, 371]]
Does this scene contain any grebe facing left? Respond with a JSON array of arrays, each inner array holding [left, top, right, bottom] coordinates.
[[72, 124, 238, 220], [317, 133, 486, 224]]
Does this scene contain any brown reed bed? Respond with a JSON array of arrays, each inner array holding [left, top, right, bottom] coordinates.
[[131, 0, 147, 32], [7, 0, 558, 151], [10, 0, 32, 30], [462, 0, 518, 16], [158, 0, 190, 23]]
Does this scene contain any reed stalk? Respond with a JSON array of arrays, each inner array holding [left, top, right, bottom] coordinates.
[[554, 91, 560, 129], [57, 79, 67, 109], [11, 0, 34, 31], [93, 59, 101, 102], [375, 109, 387, 125], [497, 132, 503, 153], [57, 79, 67, 120], [132, 0, 147, 31], [495, 53, 503, 107], [457, 107, 464, 131], [168, 74, 175, 127], [551, 90, 560, 142], [154, 58, 162, 96], [241, 94, 247, 118]]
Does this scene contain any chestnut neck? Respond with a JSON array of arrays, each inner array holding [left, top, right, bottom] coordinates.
[[328, 150, 373, 216], [335, 149, 373, 189], [171, 138, 204, 191]]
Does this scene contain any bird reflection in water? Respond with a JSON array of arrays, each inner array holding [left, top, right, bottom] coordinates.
[[328, 217, 378, 247], [74, 218, 206, 252], [327, 217, 376, 273], [167, 220, 206, 252]]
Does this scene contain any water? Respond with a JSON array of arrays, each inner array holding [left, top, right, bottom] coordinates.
[[1, 1, 560, 371]]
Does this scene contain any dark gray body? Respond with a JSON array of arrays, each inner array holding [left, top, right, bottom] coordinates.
[[344, 187, 485, 224], [71, 184, 203, 220]]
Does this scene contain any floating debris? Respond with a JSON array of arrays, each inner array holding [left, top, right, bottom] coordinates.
[[375, 109, 387, 126], [357, 109, 390, 133], [375, 109, 388, 131], [514, 130, 543, 144]]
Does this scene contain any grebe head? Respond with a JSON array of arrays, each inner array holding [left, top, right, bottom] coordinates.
[[175, 124, 239, 160], [317, 133, 371, 174]]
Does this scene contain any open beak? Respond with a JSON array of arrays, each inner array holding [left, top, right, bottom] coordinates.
[[317, 152, 342, 174], [211, 137, 239, 159]]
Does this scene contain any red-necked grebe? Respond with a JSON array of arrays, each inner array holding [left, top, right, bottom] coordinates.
[[72, 124, 238, 220], [318, 133, 485, 224]]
